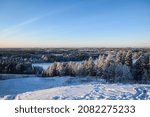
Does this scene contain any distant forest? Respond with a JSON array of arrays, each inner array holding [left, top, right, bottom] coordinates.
[[0, 48, 150, 83]]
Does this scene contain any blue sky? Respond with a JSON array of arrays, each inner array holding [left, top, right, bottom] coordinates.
[[0, 0, 150, 48]]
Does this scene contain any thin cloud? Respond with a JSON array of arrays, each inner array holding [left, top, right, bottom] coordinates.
[[0, 2, 83, 39], [0, 6, 73, 38], [2, 17, 40, 32], [0, 13, 52, 38]]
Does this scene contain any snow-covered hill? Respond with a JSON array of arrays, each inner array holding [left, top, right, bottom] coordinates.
[[15, 82, 150, 100], [1, 76, 150, 100]]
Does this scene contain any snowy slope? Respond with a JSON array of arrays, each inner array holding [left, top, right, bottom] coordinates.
[[0, 76, 71, 99], [15, 82, 150, 100], [0, 76, 150, 100]]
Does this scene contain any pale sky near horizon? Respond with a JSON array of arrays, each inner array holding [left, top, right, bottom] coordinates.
[[0, 0, 150, 48]]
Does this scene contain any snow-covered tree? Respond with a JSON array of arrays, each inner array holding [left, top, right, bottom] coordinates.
[[83, 60, 88, 75], [55, 62, 66, 76], [105, 52, 113, 63], [41, 50, 149, 83], [103, 53, 116, 82], [141, 54, 150, 82], [65, 62, 70, 76], [115, 63, 123, 82], [67, 62, 77, 76], [83, 57, 95, 76], [132, 58, 143, 81], [125, 50, 132, 67], [96, 55, 105, 77], [122, 64, 133, 81], [121, 51, 127, 64], [72, 62, 80, 76], [141, 54, 149, 70], [142, 69, 149, 83], [116, 51, 123, 64], [88, 57, 96, 76], [76, 62, 85, 76], [43, 63, 57, 77]]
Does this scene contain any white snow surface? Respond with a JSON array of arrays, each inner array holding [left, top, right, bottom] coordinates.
[[32, 61, 84, 70], [32, 63, 52, 70], [0, 75, 150, 100], [15, 82, 150, 100]]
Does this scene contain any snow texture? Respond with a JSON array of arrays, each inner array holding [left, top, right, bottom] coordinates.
[[0, 75, 150, 100]]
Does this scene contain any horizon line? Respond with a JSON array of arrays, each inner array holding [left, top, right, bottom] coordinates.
[[0, 46, 150, 49]]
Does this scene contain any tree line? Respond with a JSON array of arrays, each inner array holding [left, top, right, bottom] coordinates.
[[42, 50, 150, 83]]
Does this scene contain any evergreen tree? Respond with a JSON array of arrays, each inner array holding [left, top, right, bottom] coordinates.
[[103, 53, 116, 82], [122, 64, 133, 81], [96, 55, 105, 77], [140, 54, 149, 82], [87, 57, 95, 76], [121, 51, 127, 64], [68, 62, 77, 76], [116, 51, 123, 64], [125, 50, 132, 67], [132, 58, 143, 81], [115, 63, 123, 82], [76, 62, 85, 76], [83, 60, 88, 76], [58, 63, 66, 76], [142, 69, 149, 83], [44, 63, 57, 77]]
